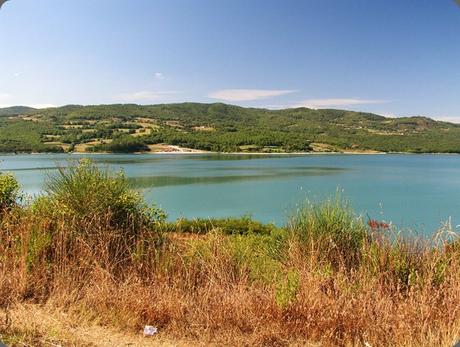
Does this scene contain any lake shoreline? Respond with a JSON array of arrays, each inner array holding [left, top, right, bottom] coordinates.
[[0, 143, 450, 156], [3, 151, 460, 156]]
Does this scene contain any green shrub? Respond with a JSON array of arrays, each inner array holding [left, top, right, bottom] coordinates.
[[288, 195, 367, 268], [227, 231, 287, 284], [40, 159, 165, 229], [183, 228, 287, 286], [0, 172, 20, 210], [275, 270, 300, 308]]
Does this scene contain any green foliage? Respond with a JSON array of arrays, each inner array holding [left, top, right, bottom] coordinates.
[[2, 102, 460, 153], [432, 256, 449, 286], [0, 172, 20, 210], [362, 239, 424, 286], [26, 227, 52, 272], [391, 246, 415, 285], [275, 270, 300, 308], [227, 231, 287, 283], [0, 106, 36, 117], [288, 195, 368, 268], [164, 216, 277, 235], [40, 159, 165, 229], [0, 120, 64, 153], [90, 135, 150, 153], [184, 228, 288, 285]]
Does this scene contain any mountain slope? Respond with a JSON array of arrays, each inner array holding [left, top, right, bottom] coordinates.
[[0, 106, 37, 117], [1, 103, 459, 153]]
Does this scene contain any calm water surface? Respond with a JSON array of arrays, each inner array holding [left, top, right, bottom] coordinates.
[[2, 153, 460, 234]]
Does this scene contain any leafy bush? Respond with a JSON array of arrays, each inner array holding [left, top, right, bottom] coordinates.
[[0, 172, 20, 210], [39, 159, 165, 229]]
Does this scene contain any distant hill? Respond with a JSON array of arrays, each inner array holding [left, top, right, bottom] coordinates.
[[0, 106, 37, 117], [1, 102, 460, 154]]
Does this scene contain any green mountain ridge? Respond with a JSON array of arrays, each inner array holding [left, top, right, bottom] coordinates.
[[0, 106, 37, 117], [1, 102, 459, 154]]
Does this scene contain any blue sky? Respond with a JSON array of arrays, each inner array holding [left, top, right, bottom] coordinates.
[[0, 0, 459, 120]]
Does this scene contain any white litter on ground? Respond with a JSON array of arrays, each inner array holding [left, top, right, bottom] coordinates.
[[143, 325, 158, 337]]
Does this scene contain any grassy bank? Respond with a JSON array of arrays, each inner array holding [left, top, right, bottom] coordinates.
[[0, 160, 460, 346]]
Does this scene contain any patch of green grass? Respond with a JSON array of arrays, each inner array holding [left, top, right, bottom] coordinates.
[[164, 216, 278, 235], [288, 195, 367, 268], [275, 270, 300, 308], [227, 231, 287, 284]]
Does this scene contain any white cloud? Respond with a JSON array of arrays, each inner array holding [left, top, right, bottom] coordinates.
[[30, 103, 58, 109], [154, 72, 165, 80], [13, 72, 21, 78], [291, 98, 387, 109], [117, 90, 176, 102], [209, 89, 296, 102], [0, 102, 57, 109], [0, 93, 57, 109]]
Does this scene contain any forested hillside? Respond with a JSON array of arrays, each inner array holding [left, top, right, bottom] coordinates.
[[1, 103, 459, 153], [0, 106, 37, 117]]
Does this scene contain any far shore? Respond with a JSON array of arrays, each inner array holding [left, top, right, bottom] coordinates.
[[4, 150, 460, 156], [3, 144, 460, 156]]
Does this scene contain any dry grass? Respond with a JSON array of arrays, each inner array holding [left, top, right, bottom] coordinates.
[[1, 164, 460, 346], [1, 210, 460, 346], [0, 303, 198, 346]]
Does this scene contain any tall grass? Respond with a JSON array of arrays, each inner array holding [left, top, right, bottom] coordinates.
[[0, 160, 460, 346], [288, 196, 368, 269]]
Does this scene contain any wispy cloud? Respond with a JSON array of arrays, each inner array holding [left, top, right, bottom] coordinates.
[[154, 72, 165, 80], [209, 89, 296, 102], [291, 98, 387, 109], [117, 90, 176, 102]]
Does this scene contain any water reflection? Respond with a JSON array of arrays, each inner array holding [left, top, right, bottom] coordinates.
[[129, 167, 346, 188]]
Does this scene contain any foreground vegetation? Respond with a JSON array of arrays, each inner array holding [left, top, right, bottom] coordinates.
[[1, 161, 460, 346], [1, 103, 460, 154]]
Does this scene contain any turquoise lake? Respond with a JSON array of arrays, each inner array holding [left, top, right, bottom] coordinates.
[[1, 153, 460, 234]]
